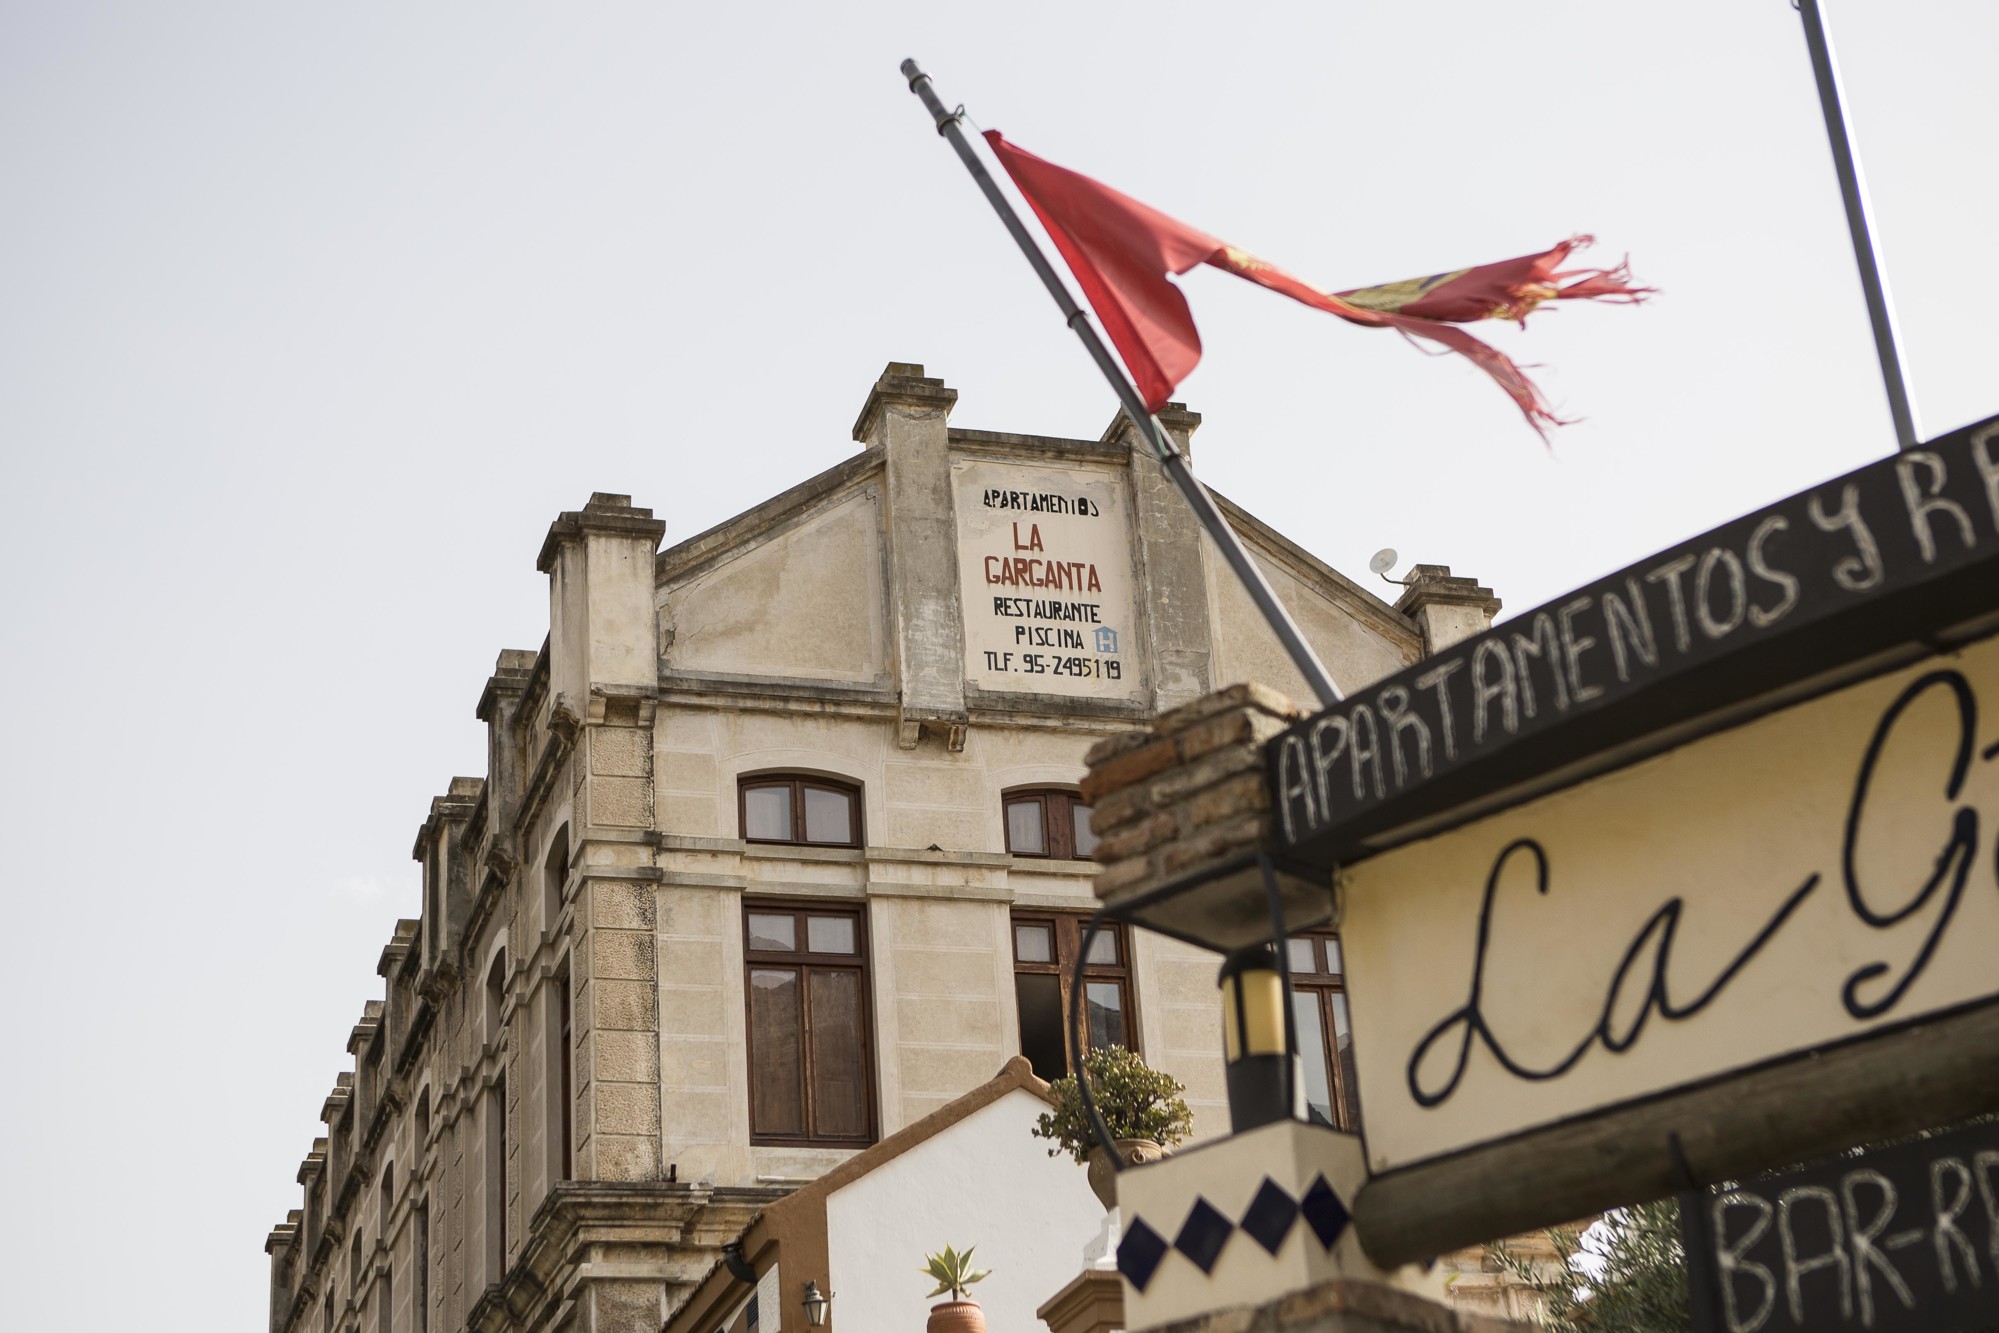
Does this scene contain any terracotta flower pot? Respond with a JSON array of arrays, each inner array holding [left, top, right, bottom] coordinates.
[[927, 1299, 986, 1333], [1085, 1137, 1168, 1209]]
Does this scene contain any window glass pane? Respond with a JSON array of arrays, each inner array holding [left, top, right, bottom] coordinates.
[[743, 786, 792, 842], [1071, 803, 1099, 858], [1286, 938, 1317, 975], [1293, 991, 1336, 1127], [1005, 799, 1046, 855], [1325, 937, 1345, 975], [807, 969, 867, 1138], [803, 785, 853, 844], [1085, 981, 1127, 1051], [806, 915, 856, 955], [1013, 923, 1053, 964], [748, 969, 803, 1137], [1084, 929, 1118, 967], [746, 913, 796, 952], [1015, 974, 1066, 1082], [1332, 992, 1360, 1130]]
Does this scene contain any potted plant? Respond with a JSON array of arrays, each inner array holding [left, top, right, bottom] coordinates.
[[1032, 1045, 1194, 1208], [920, 1244, 991, 1333]]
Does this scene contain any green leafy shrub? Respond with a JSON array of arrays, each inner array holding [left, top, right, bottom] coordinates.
[[1493, 1202, 1688, 1332], [1032, 1045, 1194, 1164]]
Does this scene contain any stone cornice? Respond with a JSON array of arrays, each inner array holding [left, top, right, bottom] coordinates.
[[850, 361, 957, 444], [476, 647, 539, 723], [536, 492, 667, 574], [952, 426, 1126, 463], [345, 1002, 383, 1057], [375, 920, 418, 979], [1392, 563, 1502, 620], [466, 1181, 789, 1333]]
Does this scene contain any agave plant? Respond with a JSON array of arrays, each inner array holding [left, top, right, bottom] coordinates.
[[920, 1244, 992, 1302]]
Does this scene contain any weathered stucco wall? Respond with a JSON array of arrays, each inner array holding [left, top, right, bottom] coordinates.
[[661, 487, 889, 686]]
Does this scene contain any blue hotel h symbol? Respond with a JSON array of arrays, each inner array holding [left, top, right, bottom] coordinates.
[[1094, 626, 1119, 655]]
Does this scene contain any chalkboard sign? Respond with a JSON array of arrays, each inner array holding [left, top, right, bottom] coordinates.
[[1683, 1118, 1999, 1333], [1271, 411, 1999, 871]]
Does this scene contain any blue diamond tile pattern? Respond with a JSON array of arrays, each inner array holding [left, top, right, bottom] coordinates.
[[1300, 1174, 1351, 1251], [1173, 1196, 1234, 1274], [1118, 1215, 1171, 1291], [1239, 1177, 1298, 1255]]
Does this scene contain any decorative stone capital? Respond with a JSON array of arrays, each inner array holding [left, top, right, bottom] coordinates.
[[1393, 565, 1500, 656], [535, 493, 666, 575], [851, 360, 957, 445], [1101, 400, 1202, 462]]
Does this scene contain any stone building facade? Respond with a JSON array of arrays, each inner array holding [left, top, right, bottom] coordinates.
[[262, 363, 1499, 1333]]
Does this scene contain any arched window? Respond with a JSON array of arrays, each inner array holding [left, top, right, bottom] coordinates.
[[738, 775, 861, 848], [413, 1089, 431, 1160], [485, 951, 507, 1046], [1002, 788, 1098, 860], [548, 960, 573, 1185]]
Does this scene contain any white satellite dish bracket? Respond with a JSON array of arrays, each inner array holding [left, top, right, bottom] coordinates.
[[1370, 548, 1413, 587]]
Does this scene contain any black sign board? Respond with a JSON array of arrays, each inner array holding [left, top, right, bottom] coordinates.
[[1270, 411, 1999, 870], [1681, 1118, 1999, 1333]]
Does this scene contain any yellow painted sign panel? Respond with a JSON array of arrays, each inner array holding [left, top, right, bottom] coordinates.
[[1344, 633, 1999, 1175]]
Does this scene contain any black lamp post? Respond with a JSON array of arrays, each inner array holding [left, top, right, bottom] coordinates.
[[1218, 943, 1299, 1133]]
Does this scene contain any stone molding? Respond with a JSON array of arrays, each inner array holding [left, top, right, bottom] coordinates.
[[850, 360, 958, 445], [464, 1181, 786, 1333], [535, 493, 668, 577]]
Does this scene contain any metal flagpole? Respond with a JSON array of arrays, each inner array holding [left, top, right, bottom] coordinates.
[[900, 59, 1344, 708], [1794, 0, 1921, 453]]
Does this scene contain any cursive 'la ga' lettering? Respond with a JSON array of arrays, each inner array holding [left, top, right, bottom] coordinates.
[[1406, 669, 1997, 1110]]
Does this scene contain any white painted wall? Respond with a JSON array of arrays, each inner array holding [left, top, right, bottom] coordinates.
[[824, 1088, 1103, 1333]]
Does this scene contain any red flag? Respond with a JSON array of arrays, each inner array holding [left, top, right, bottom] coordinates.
[[984, 131, 1650, 438]]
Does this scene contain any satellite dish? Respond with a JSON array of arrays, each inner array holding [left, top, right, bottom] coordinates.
[[1368, 548, 1399, 577]]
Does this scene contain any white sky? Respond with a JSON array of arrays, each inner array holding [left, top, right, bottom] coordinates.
[[1, 3, 1992, 1327]]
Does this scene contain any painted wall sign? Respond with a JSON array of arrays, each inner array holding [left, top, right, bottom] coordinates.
[[953, 458, 1142, 700], [1271, 413, 1999, 867], [1682, 1117, 1999, 1333], [1339, 631, 1999, 1177]]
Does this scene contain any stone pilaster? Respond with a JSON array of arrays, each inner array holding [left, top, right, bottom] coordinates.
[[854, 362, 967, 748], [1393, 565, 1500, 655], [539, 495, 669, 1187], [1107, 403, 1216, 715]]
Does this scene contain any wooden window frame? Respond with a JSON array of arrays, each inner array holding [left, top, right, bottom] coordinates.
[[742, 900, 877, 1147], [1286, 929, 1360, 1131], [1009, 912, 1138, 1081], [737, 775, 863, 849], [1003, 788, 1097, 861]]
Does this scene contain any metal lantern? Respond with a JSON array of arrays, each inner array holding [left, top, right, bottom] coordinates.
[[801, 1280, 832, 1328], [1218, 943, 1300, 1133]]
